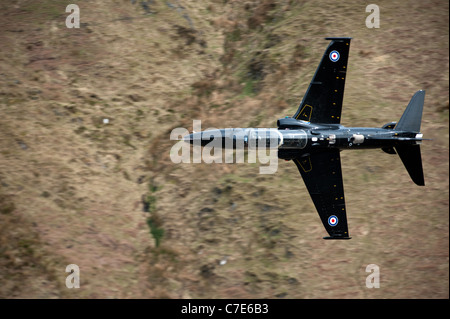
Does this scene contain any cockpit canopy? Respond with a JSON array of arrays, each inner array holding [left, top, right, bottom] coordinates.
[[278, 130, 308, 149], [277, 117, 312, 129]]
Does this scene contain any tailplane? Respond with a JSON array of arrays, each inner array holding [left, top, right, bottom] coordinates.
[[395, 145, 425, 186]]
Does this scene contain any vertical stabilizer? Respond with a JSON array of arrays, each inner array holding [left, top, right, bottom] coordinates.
[[395, 90, 425, 132]]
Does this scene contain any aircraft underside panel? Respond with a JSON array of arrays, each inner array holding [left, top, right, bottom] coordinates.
[[293, 149, 351, 239]]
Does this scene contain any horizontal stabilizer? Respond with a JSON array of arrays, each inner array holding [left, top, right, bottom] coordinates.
[[395, 145, 425, 186]]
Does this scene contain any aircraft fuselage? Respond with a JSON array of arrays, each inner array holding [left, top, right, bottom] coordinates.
[[277, 123, 423, 159], [185, 121, 423, 161]]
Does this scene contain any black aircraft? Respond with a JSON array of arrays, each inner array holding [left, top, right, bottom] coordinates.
[[184, 37, 426, 239]]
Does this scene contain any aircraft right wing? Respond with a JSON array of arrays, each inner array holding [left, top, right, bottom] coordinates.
[[293, 149, 351, 239], [293, 37, 351, 124]]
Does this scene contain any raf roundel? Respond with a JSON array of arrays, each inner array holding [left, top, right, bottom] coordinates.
[[329, 50, 340, 62], [328, 215, 338, 227]]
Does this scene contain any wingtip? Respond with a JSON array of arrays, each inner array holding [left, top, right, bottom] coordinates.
[[325, 37, 353, 40]]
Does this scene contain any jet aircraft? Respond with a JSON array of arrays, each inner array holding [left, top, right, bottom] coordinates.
[[184, 37, 426, 239]]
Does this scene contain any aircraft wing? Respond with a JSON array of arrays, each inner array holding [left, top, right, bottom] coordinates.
[[293, 37, 351, 124], [293, 149, 351, 239]]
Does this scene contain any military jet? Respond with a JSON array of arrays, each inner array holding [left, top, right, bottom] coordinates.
[[184, 37, 426, 239]]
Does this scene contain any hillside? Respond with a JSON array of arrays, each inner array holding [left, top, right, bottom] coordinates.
[[0, 0, 448, 298]]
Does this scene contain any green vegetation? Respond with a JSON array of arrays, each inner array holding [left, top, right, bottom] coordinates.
[[0, 193, 15, 215], [240, 79, 258, 98], [143, 182, 164, 248], [146, 214, 164, 248]]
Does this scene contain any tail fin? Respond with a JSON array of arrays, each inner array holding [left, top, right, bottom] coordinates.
[[394, 90, 426, 186], [395, 145, 425, 186], [395, 90, 425, 132]]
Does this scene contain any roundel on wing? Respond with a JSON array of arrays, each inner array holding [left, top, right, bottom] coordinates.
[[328, 215, 338, 226]]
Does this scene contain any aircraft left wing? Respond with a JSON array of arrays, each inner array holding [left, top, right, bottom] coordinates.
[[293, 149, 351, 239]]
